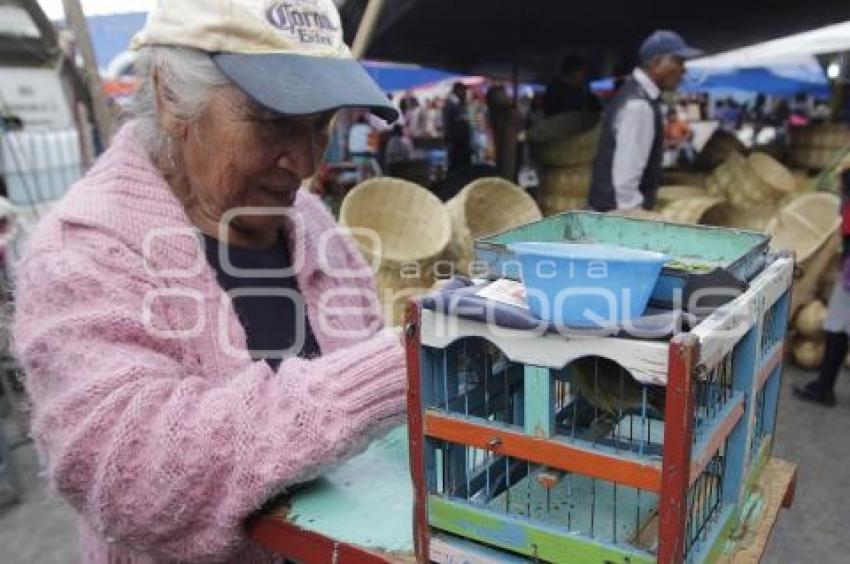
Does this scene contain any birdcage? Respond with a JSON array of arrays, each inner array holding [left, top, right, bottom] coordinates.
[[404, 251, 793, 563]]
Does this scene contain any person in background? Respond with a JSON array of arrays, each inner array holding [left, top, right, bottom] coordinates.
[[812, 98, 833, 124], [712, 99, 726, 121], [486, 84, 520, 180], [587, 30, 702, 212], [543, 55, 602, 117], [469, 90, 492, 164], [407, 97, 430, 146], [443, 82, 473, 172], [720, 97, 740, 131], [664, 108, 696, 164], [747, 93, 768, 138], [402, 96, 420, 136], [384, 123, 415, 167], [772, 98, 791, 126], [526, 90, 546, 131], [790, 92, 811, 126], [425, 98, 443, 139], [795, 164, 850, 406], [348, 114, 380, 177], [399, 91, 418, 115]]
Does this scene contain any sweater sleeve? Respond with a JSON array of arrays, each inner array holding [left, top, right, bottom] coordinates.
[[13, 244, 407, 562]]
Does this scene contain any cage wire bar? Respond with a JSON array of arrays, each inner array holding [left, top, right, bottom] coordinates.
[[423, 339, 524, 428], [685, 443, 727, 557], [427, 437, 661, 552], [693, 351, 734, 446], [420, 336, 754, 563], [760, 299, 784, 359], [425, 340, 670, 458], [425, 338, 736, 461]]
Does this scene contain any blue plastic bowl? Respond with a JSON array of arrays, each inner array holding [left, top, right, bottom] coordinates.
[[508, 242, 670, 328]]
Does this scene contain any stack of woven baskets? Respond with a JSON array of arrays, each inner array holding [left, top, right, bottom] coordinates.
[[340, 178, 451, 326], [768, 192, 841, 315], [340, 176, 541, 325], [694, 128, 747, 171], [789, 123, 850, 171], [446, 177, 541, 275], [657, 185, 725, 225], [703, 152, 797, 230], [528, 112, 600, 216]]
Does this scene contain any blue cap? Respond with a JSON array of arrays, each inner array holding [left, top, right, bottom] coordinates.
[[639, 30, 702, 63], [213, 53, 399, 123]]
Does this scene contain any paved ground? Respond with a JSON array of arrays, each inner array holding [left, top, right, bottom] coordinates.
[[0, 364, 848, 563]]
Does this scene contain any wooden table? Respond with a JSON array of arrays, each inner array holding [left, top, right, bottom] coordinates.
[[717, 457, 797, 563], [248, 426, 415, 563], [249, 437, 796, 564]]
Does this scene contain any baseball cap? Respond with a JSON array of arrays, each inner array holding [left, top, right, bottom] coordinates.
[[639, 30, 703, 63], [131, 0, 399, 122]]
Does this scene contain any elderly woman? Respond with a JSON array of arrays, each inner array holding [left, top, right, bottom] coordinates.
[[13, 1, 407, 562]]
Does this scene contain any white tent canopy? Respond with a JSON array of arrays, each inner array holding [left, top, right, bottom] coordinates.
[[692, 21, 850, 70], [36, 0, 154, 21]]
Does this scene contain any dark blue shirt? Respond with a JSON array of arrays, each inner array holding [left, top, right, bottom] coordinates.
[[203, 233, 321, 370]]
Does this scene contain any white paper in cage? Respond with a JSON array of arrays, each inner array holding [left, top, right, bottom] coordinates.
[[475, 279, 529, 310]]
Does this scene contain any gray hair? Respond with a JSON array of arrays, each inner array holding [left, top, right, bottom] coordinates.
[[130, 46, 233, 164]]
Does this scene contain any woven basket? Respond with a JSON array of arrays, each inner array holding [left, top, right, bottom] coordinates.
[[531, 126, 601, 168], [539, 194, 587, 216], [656, 185, 708, 209], [446, 178, 541, 274], [767, 192, 841, 315], [708, 152, 792, 207], [747, 152, 795, 194], [340, 178, 451, 325], [790, 124, 850, 149], [538, 166, 592, 216], [705, 153, 747, 196], [660, 196, 726, 225], [792, 337, 825, 369], [605, 208, 665, 220], [701, 201, 776, 231], [789, 146, 844, 171], [767, 192, 840, 264], [789, 124, 850, 171], [662, 170, 709, 187], [695, 128, 746, 171], [792, 170, 815, 193], [528, 112, 601, 167]]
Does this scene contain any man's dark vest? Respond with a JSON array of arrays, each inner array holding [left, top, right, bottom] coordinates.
[[588, 77, 663, 211]]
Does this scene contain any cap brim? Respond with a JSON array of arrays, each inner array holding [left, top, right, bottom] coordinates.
[[213, 53, 399, 123], [674, 46, 703, 60]]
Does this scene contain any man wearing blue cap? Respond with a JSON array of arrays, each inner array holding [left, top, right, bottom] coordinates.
[[588, 30, 702, 212]]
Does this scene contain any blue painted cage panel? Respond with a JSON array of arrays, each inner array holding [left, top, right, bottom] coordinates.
[[421, 335, 745, 561], [417, 258, 794, 563]]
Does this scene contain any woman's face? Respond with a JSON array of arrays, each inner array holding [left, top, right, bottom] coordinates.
[[175, 86, 333, 244]]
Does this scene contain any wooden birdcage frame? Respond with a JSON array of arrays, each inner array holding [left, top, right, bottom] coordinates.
[[403, 257, 793, 564]]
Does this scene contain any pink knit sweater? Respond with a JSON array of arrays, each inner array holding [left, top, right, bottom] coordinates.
[[13, 124, 408, 563]]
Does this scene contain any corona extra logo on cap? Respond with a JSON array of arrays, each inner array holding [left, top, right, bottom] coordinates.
[[265, 1, 339, 47]]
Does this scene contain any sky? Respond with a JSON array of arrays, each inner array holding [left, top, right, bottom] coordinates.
[[37, 0, 155, 21]]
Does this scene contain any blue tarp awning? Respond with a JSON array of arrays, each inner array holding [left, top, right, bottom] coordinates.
[[592, 66, 829, 96], [362, 62, 460, 92], [681, 67, 829, 95]]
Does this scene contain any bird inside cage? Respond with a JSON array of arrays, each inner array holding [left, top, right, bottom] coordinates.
[[453, 340, 509, 385], [570, 357, 666, 417]]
